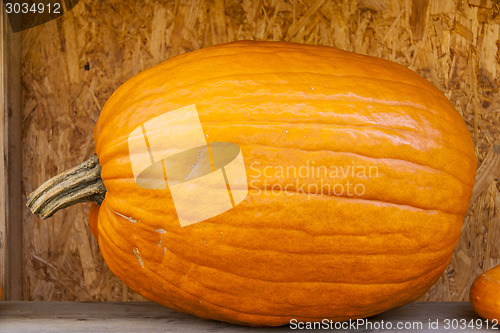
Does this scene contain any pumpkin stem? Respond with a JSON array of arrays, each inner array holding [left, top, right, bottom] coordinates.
[[26, 154, 107, 219]]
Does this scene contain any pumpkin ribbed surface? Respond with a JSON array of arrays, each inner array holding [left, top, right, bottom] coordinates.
[[90, 41, 476, 326]]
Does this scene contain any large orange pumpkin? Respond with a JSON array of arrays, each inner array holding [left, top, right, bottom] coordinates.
[[29, 41, 476, 326]]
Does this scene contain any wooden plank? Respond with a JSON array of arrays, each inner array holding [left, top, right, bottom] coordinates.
[[0, 302, 491, 332], [0, 5, 5, 301], [0, 8, 23, 300]]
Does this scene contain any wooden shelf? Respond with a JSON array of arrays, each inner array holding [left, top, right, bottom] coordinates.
[[0, 301, 493, 332]]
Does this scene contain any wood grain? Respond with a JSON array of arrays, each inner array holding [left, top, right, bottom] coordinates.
[[1, 7, 23, 301]]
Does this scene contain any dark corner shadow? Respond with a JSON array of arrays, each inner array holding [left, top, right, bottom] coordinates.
[[4, 0, 81, 33]]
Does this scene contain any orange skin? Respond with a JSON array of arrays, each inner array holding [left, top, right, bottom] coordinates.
[[89, 41, 476, 326], [471, 265, 500, 322]]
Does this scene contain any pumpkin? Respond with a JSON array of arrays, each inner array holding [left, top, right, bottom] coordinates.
[[27, 41, 476, 327], [470, 265, 500, 322]]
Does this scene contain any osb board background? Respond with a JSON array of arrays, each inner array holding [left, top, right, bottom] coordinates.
[[21, 0, 500, 301]]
